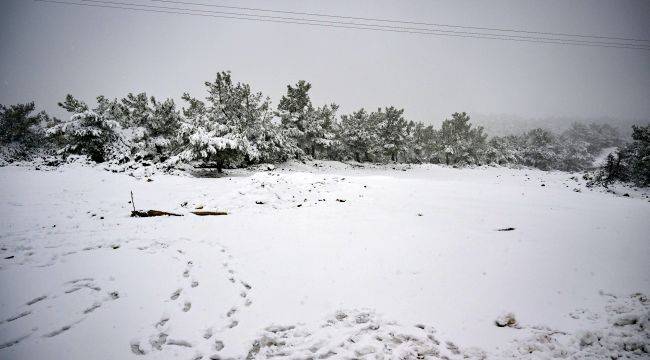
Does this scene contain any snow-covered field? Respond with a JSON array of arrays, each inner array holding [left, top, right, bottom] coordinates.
[[0, 161, 648, 359]]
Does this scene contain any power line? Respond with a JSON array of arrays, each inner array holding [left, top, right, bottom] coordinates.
[[148, 0, 650, 43], [70, 0, 650, 48], [34, 0, 650, 50]]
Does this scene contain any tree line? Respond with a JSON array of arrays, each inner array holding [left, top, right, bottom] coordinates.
[[0, 71, 647, 185]]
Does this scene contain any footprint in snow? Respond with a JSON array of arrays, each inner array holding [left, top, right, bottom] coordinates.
[[214, 340, 224, 351], [226, 307, 237, 317], [3, 310, 31, 323], [149, 332, 168, 350], [26, 295, 47, 306], [130, 340, 146, 355], [167, 338, 192, 347], [83, 302, 101, 314], [155, 316, 169, 329]]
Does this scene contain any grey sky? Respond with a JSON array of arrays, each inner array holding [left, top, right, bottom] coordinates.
[[1, 0, 649, 124]]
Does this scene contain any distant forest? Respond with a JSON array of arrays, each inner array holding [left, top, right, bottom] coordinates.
[[470, 114, 646, 138], [1, 71, 648, 186]]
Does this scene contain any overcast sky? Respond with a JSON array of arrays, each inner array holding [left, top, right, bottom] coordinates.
[[1, 0, 649, 124]]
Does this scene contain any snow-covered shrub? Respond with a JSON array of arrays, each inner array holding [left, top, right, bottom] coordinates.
[[592, 125, 650, 187]]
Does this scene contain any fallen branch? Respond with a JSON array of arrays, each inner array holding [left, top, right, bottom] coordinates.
[[191, 211, 228, 216], [131, 210, 183, 217]]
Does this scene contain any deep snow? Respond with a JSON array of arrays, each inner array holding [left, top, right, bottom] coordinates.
[[0, 161, 648, 359]]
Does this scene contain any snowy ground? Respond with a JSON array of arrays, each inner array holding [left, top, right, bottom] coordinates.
[[0, 161, 648, 359]]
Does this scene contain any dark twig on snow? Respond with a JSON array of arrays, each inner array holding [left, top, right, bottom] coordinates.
[[130, 191, 136, 212], [129, 191, 183, 217], [131, 210, 183, 217], [191, 211, 228, 216]]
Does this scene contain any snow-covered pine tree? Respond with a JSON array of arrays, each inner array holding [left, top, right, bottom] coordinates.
[[48, 95, 122, 163], [518, 128, 559, 170], [0, 102, 52, 159], [172, 71, 283, 171], [437, 112, 487, 165], [304, 103, 339, 159], [562, 122, 622, 157], [376, 107, 408, 162], [119, 93, 181, 162], [338, 108, 381, 162], [276, 80, 322, 158], [486, 135, 521, 165], [406, 122, 438, 163], [555, 134, 594, 171]]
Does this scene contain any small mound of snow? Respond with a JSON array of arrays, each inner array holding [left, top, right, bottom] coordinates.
[[246, 309, 485, 359], [495, 312, 518, 327], [504, 293, 650, 359]]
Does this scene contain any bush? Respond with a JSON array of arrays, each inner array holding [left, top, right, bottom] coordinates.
[[591, 125, 650, 187]]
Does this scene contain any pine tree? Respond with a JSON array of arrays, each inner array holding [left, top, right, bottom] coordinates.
[[172, 71, 285, 171], [277, 80, 312, 158], [338, 109, 381, 162], [376, 106, 408, 162], [0, 102, 52, 159], [49, 95, 122, 162], [437, 112, 487, 165], [518, 128, 558, 170], [0, 102, 49, 145], [119, 93, 181, 162]]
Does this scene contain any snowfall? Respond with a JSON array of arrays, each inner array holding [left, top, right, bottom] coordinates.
[[0, 160, 648, 359]]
